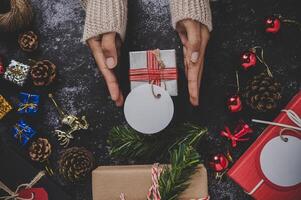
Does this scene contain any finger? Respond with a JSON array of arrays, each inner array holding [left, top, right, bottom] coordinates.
[[184, 21, 201, 63], [187, 58, 200, 106], [88, 38, 121, 102], [183, 46, 188, 77], [115, 92, 124, 107], [102, 32, 118, 69]]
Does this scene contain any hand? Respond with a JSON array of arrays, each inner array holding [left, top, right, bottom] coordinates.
[[87, 32, 124, 106], [176, 19, 210, 106]]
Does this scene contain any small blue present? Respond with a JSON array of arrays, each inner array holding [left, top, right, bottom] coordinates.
[[12, 120, 36, 146], [17, 92, 40, 114]]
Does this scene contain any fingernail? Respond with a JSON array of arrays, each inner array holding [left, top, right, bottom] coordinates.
[[191, 52, 199, 63], [106, 57, 115, 69]]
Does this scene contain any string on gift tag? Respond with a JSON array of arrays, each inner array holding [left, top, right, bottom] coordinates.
[[252, 109, 301, 142], [151, 49, 166, 99], [0, 171, 45, 200]]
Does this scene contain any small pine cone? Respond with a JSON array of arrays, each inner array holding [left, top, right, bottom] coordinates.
[[243, 72, 282, 112], [30, 60, 56, 86], [29, 138, 52, 162], [18, 31, 38, 52], [58, 147, 94, 182]]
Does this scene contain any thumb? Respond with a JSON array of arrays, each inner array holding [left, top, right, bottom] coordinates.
[[102, 32, 118, 69], [184, 20, 201, 63]]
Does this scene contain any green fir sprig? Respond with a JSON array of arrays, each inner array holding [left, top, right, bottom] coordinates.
[[158, 144, 200, 200], [107, 123, 208, 160]]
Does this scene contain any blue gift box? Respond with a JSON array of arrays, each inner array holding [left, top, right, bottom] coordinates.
[[12, 120, 36, 146], [17, 92, 40, 114]]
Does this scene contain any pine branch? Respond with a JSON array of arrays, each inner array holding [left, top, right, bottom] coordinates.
[[159, 144, 200, 200], [107, 123, 208, 160]]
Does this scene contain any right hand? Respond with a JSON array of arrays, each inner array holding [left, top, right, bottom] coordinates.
[[87, 32, 124, 106]]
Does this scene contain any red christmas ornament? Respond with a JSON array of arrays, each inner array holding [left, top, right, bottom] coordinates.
[[210, 154, 229, 172], [227, 95, 242, 113], [241, 51, 257, 69], [0, 56, 5, 75], [265, 16, 281, 33]]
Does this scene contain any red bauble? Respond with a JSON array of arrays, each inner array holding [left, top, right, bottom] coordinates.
[[241, 51, 257, 69], [0, 56, 5, 75], [210, 154, 229, 172], [227, 95, 242, 113], [265, 16, 281, 33]]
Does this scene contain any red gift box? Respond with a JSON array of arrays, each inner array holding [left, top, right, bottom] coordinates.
[[228, 91, 301, 200]]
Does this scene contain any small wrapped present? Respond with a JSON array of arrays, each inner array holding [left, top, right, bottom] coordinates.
[[12, 119, 36, 146], [228, 91, 301, 200], [4, 60, 30, 86], [18, 92, 40, 114], [129, 49, 178, 96], [92, 164, 209, 200], [0, 95, 12, 119]]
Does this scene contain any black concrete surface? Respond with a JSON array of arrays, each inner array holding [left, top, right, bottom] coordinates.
[[0, 0, 301, 199]]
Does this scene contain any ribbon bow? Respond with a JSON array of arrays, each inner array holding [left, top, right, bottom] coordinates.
[[129, 49, 178, 87], [221, 122, 253, 147], [0, 171, 45, 200]]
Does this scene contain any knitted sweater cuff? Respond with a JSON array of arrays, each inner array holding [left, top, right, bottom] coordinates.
[[169, 0, 212, 32], [82, 0, 128, 42]]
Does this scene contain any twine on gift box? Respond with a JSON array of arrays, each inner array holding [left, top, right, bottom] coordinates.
[[0, 171, 45, 200], [150, 49, 167, 99], [252, 109, 301, 142]]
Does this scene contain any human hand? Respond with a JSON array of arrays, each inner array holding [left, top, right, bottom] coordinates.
[[87, 32, 124, 106], [176, 19, 210, 106]]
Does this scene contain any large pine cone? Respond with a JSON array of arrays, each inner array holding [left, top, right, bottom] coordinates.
[[58, 147, 94, 182], [243, 72, 282, 112], [29, 138, 52, 162], [30, 60, 56, 86], [18, 31, 38, 52]]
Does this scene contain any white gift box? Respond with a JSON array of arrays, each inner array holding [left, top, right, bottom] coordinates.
[[129, 49, 178, 96], [4, 60, 30, 86]]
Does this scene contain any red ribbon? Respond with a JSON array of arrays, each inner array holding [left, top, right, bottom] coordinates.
[[129, 50, 178, 86], [220, 122, 253, 147]]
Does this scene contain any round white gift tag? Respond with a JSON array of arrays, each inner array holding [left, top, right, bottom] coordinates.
[[260, 135, 301, 187], [124, 84, 174, 134]]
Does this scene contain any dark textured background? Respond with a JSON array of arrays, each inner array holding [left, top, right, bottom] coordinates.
[[0, 0, 301, 199]]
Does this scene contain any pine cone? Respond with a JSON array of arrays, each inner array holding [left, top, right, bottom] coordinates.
[[30, 60, 56, 86], [58, 147, 94, 182], [243, 72, 282, 112], [18, 31, 38, 52], [29, 138, 52, 162]]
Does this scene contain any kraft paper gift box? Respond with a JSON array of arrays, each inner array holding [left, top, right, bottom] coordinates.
[[92, 164, 209, 200], [129, 49, 178, 96], [228, 91, 301, 200]]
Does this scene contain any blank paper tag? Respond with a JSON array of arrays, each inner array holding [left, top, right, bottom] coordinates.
[[260, 135, 301, 187], [124, 84, 174, 134]]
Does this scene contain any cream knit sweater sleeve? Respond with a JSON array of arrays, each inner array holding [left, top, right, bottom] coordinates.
[[81, 0, 128, 42], [81, 0, 212, 42], [169, 0, 212, 31]]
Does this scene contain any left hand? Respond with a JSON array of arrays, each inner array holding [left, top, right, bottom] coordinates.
[[176, 19, 210, 106]]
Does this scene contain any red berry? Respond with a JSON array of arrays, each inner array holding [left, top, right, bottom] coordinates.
[[227, 95, 242, 113], [265, 16, 281, 33], [210, 154, 229, 172], [241, 51, 257, 69]]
